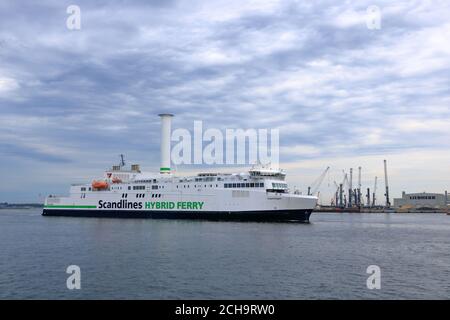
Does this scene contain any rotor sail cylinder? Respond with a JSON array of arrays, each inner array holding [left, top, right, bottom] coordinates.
[[159, 114, 173, 174]]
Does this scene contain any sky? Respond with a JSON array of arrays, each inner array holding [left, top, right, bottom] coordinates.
[[0, 0, 449, 203]]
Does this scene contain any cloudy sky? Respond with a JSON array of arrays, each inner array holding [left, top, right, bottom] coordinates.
[[1, 0, 449, 203]]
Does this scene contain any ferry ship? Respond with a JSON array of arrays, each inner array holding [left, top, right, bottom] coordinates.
[[43, 114, 317, 222]]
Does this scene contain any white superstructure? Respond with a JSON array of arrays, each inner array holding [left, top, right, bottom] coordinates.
[[43, 115, 317, 222]]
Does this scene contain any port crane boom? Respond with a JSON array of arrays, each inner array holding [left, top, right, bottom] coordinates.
[[308, 166, 330, 195]]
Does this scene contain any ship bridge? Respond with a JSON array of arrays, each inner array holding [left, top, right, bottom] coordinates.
[[249, 165, 286, 180]]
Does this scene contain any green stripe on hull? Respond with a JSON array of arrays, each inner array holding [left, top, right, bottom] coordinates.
[[160, 167, 170, 171], [44, 205, 97, 209]]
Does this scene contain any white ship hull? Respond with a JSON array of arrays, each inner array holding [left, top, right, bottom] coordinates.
[[44, 187, 317, 222]]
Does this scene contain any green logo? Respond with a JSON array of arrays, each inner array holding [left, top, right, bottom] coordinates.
[[145, 201, 204, 210]]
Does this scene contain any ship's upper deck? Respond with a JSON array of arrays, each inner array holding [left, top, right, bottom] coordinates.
[[70, 163, 290, 194]]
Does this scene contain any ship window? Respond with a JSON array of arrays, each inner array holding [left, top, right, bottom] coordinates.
[[232, 183, 236, 188], [152, 185, 158, 190], [246, 183, 250, 188], [250, 183, 255, 187], [81, 187, 86, 191]]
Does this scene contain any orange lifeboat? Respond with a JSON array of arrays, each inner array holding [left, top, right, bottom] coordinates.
[[92, 180, 109, 190], [112, 177, 122, 184]]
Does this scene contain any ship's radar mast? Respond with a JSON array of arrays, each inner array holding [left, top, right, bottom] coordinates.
[[119, 154, 125, 167]]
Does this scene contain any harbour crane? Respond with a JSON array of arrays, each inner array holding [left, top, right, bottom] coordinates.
[[348, 168, 353, 207], [384, 159, 391, 208], [307, 166, 330, 195], [339, 172, 349, 208], [366, 187, 371, 207], [372, 176, 378, 207], [357, 166, 362, 207], [332, 181, 339, 206]]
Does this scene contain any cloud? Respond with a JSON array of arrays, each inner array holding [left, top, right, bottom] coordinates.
[[0, 77, 19, 94]]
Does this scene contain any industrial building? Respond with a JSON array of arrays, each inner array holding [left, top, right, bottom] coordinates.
[[394, 191, 449, 211]]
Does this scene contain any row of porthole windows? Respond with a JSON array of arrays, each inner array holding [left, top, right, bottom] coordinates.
[[224, 182, 264, 188], [177, 184, 219, 188], [121, 193, 162, 198], [128, 185, 164, 190]]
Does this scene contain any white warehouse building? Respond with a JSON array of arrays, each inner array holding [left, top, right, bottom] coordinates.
[[394, 191, 449, 210]]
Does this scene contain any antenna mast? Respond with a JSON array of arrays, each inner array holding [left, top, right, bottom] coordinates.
[[119, 154, 125, 167]]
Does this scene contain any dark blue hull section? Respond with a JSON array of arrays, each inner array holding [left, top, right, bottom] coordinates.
[[42, 209, 312, 222]]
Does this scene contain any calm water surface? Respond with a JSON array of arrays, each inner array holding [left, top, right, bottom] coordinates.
[[0, 209, 449, 299]]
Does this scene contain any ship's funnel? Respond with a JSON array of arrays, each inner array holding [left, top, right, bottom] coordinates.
[[158, 114, 173, 174]]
